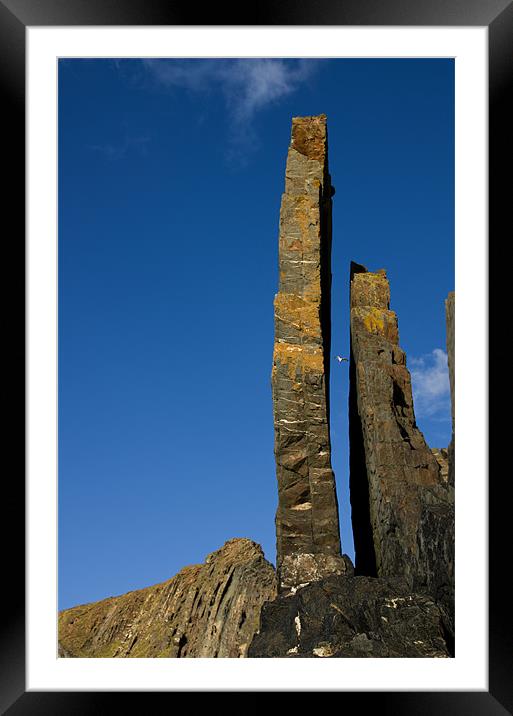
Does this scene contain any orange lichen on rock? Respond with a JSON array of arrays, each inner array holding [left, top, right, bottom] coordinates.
[[274, 293, 322, 339], [352, 306, 399, 343], [291, 114, 328, 161], [351, 271, 390, 309], [273, 341, 324, 380], [273, 116, 343, 592]]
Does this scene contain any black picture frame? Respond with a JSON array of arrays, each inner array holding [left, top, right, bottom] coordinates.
[[2, 0, 507, 711]]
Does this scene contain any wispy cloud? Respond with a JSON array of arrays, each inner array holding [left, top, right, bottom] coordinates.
[[141, 59, 319, 160], [90, 134, 151, 161], [410, 348, 450, 420]]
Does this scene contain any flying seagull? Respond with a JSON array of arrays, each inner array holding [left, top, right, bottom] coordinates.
[[336, 356, 349, 363]]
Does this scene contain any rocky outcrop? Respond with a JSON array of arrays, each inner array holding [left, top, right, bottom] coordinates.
[[58, 538, 276, 658], [347, 263, 454, 638], [446, 292, 455, 487], [349, 263, 447, 585], [249, 574, 451, 658], [272, 115, 346, 592]]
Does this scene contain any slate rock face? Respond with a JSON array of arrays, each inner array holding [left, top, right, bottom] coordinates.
[[348, 264, 454, 579], [272, 115, 345, 592], [349, 262, 443, 584], [416, 484, 455, 637], [348, 263, 454, 636], [58, 538, 276, 658], [248, 574, 451, 658]]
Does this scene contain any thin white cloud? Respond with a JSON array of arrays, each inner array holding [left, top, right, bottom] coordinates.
[[141, 59, 319, 159], [90, 134, 150, 161], [410, 348, 450, 419], [143, 59, 316, 119]]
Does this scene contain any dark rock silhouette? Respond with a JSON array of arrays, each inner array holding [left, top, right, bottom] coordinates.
[[249, 574, 451, 658]]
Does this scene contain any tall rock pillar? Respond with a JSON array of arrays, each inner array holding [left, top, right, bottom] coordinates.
[[272, 115, 345, 592], [349, 263, 444, 587]]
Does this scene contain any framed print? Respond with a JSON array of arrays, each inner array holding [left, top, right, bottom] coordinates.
[[1, 0, 509, 711]]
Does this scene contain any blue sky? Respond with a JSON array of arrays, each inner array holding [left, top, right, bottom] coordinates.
[[58, 58, 454, 610]]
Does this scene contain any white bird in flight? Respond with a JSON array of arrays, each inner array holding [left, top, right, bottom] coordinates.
[[336, 356, 349, 363]]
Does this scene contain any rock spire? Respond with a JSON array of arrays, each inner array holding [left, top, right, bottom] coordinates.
[[272, 115, 346, 591], [348, 263, 446, 585]]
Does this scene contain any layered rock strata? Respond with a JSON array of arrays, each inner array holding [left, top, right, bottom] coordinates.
[[58, 538, 276, 658], [348, 263, 452, 593], [272, 115, 345, 591], [248, 574, 451, 658]]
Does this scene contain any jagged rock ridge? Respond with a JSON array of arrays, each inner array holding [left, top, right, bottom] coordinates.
[[58, 538, 276, 658], [272, 114, 346, 592], [348, 263, 453, 591]]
